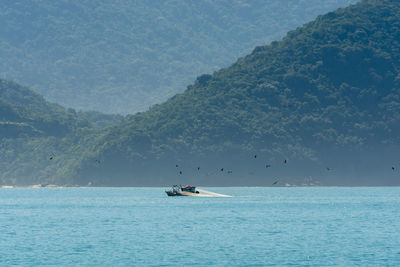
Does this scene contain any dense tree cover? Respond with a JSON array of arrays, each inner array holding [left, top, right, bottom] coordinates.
[[0, 79, 91, 138], [73, 0, 400, 186], [0, 0, 357, 114], [2, 0, 400, 186], [0, 79, 122, 185]]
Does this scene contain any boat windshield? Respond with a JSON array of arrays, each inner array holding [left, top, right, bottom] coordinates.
[[181, 186, 196, 193]]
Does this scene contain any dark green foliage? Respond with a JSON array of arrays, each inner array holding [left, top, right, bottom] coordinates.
[[0, 0, 357, 114], [0, 79, 121, 185], [2, 0, 400, 186], [0, 79, 89, 137], [74, 0, 400, 186]]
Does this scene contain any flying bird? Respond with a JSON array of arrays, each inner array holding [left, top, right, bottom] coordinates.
[[254, 155, 257, 159], [326, 167, 331, 171], [266, 164, 271, 168], [179, 171, 182, 175], [284, 159, 287, 164], [176, 164, 179, 168], [272, 180, 279, 185], [95, 159, 101, 164], [197, 167, 200, 170], [392, 166, 395, 171], [227, 170, 233, 174]]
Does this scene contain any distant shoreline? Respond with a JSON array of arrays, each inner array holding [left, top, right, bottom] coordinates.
[[2, 185, 400, 188]]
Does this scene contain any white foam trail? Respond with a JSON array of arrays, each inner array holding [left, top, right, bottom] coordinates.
[[196, 189, 232, 197]]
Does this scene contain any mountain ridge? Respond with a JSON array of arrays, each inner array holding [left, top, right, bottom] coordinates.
[[0, 79, 122, 185], [2, 0, 400, 186], [0, 0, 358, 114], [71, 0, 400, 186]]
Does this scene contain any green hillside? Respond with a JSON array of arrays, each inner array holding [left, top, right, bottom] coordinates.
[[0, 0, 357, 114], [72, 0, 400, 186], [0, 79, 91, 138], [0, 79, 121, 185]]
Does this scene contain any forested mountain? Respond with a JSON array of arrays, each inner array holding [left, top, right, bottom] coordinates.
[[1, 0, 399, 186], [0, 0, 357, 114], [0, 79, 121, 185], [0, 79, 90, 138], [71, 0, 400, 186]]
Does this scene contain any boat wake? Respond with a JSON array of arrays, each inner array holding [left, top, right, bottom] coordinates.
[[196, 189, 232, 197]]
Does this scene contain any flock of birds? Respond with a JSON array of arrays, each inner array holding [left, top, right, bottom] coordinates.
[[174, 154, 319, 186], [172, 154, 399, 185], [47, 152, 397, 185]]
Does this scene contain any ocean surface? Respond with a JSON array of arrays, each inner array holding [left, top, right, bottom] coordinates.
[[1, 187, 400, 266]]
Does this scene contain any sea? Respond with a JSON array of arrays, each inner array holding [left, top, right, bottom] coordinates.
[[1, 187, 400, 266]]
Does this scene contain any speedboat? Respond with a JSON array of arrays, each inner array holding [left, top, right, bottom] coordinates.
[[165, 185, 200, 196]]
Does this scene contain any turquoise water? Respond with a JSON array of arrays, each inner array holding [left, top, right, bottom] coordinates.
[[1, 187, 400, 266]]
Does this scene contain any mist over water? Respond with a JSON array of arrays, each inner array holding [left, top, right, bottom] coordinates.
[[1, 187, 400, 266]]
